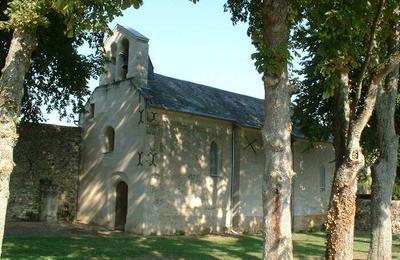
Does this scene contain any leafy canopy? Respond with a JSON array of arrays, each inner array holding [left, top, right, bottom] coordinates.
[[292, 0, 400, 195], [0, 0, 143, 33], [224, 0, 302, 76], [0, 0, 144, 121]]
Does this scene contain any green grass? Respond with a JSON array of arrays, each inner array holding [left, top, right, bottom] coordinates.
[[2, 232, 400, 259]]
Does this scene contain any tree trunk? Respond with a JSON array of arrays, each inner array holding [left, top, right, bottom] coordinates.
[[328, 74, 351, 210], [325, 73, 377, 259], [332, 74, 350, 171], [368, 65, 399, 260], [325, 51, 400, 258], [325, 154, 363, 259], [261, 1, 293, 259], [0, 29, 37, 257]]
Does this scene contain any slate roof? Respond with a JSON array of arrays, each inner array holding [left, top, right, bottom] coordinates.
[[116, 24, 149, 42], [139, 74, 265, 129]]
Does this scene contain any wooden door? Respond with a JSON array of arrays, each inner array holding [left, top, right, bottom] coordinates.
[[115, 181, 128, 231]]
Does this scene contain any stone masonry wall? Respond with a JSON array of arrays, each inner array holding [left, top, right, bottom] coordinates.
[[6, 123, 81, 222], [355, 198, 400, 234], [145, 108, 233, 235]]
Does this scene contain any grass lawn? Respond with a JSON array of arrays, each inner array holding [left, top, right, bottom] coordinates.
[[2, 232, 400, 259]]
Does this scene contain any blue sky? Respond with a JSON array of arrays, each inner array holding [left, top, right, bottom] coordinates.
[[108, 0, 263, 96], [47, 0, 299, 125]]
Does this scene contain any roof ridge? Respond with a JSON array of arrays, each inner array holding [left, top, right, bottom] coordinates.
[[152, 73, 263, 102], [143, 73, 264, 129]]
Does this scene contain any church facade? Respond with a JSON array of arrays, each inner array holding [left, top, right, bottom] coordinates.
[[76, 25, 335, 235]]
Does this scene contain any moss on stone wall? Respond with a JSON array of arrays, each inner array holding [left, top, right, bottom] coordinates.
[[6, 123, 81, 222]]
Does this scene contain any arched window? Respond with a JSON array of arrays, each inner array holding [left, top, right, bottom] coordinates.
[[320, 165, 326, 192], [119, 38, 129, 80], [104, 126, 115, 153], [210, 141, 219, 177]]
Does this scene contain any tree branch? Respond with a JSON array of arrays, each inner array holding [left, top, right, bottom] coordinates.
[[351, 0, 384, 118], [334, 72, 350, 168], [351, 50, 400, 140], [373, 50, 400, 82]]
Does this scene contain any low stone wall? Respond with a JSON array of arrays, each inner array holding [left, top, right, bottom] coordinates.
[[6, 123, 81, 222], [355, 198, 400, 234], [293, 214, 326, 232]]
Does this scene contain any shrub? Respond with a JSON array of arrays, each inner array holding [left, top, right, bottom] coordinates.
[[392, 172, 400, 200], [24, 211, 39, 221], [175, 230, 185, 236]]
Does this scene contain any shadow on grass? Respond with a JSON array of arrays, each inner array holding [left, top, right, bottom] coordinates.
[[3, 235, 263, 259], [3, 232, 400, 259]]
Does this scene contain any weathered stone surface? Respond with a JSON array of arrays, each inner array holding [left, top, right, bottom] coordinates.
[[146, 109, 232, 235], [6, 123, 80, 222], [293, 214, 326, 232], [78, 79, 336, 234], [355, 198, 400, 234], [39, 182, 59, 223], [77, 25, 337, 235]]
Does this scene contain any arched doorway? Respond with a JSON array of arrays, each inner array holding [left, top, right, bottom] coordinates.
[[115, 181, 128, 231]]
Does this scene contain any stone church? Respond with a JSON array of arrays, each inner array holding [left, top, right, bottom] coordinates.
[[74, 25, 335, 235]]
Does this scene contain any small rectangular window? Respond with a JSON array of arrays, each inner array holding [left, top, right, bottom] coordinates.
[[89, 103, 95, 118], [320, 165, 326, 192], [104, 126, 115, 153], [210, 142, 219, 177]]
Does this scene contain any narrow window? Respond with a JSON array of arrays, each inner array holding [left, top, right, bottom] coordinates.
[[110, 43, 117, 81], [210, 141, 219, 177], [320, 165, 326, 192], [111, 43, 117, 65], [104, 126, 115, 153], [89, 103, 95, 119], [120, 38, 129, 80]]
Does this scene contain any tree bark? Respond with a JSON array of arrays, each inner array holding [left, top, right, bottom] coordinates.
[[325, 28, 400, 256], [333, 82, 350, 170], [368, 65, 399, 260], [325, 73, 377, 259], [325, 153, 363, 259], [330, 73, 350, 199], [0, 29, 37, 257], [261, 0, 293, 259]]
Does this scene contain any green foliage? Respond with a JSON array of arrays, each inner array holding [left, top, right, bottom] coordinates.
[[1, 0, 144, 33], [392, 172, 400, 200], [293, 0, 379, 98], [292, 0, 399, 135], [175, 230, 185, 236], [251, 41, 290, 75], [291, 56, 334, 143], [24, 211, 40, 221], [0, 0, 48, 31], [394, 146, 400, 200], [292, 0, 400, 199], [224, 0, 298, 76], [0, 3, 102, 122], [0, 0, 145, 121]]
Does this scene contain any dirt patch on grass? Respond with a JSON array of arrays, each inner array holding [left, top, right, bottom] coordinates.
[[4, 221, 112, 237]]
